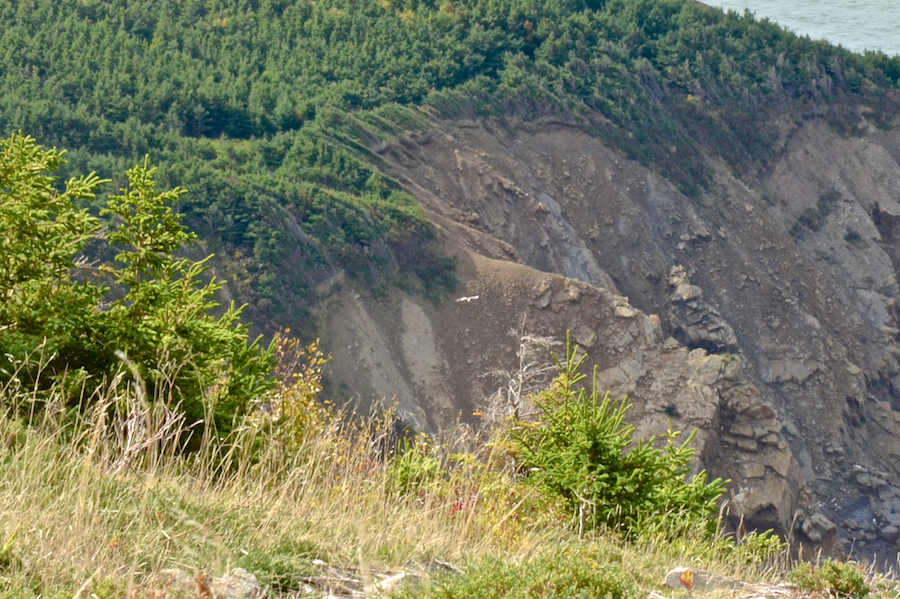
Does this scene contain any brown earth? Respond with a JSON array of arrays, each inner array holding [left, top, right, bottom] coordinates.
[[309, 113, 900, 560]]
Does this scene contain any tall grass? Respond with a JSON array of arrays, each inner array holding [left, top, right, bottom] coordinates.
[[0, 361, 889, 598], [0, 360, 567, 597]]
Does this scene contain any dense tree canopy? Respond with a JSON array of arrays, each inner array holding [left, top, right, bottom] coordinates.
[[2, 0, 899, 331]]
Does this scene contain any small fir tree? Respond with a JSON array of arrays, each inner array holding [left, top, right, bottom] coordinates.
[[510, 333, 726, 537]]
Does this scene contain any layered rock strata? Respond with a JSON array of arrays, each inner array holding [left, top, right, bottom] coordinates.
[[312, 114, 900, 557]]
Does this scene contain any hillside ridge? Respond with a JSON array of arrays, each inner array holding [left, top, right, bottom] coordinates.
[[317, 112, 900, 560]]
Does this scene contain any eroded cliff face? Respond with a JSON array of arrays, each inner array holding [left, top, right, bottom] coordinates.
[[313, 114, 900, 557]]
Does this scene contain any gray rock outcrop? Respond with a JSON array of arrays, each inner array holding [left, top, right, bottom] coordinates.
[[665, 266, 738, 353], [153, 568, 262, 599], [313, 114, 900, 559]]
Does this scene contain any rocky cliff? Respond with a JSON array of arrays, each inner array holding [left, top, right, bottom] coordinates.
[[312, 113, 900, 559]]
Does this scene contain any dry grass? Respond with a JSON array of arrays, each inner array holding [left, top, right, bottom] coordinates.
[[0, 365, 567, 597], [0, 368, 896, 599]]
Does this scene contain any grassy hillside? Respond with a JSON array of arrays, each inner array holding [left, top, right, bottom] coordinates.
[[7, 3, 900, 593], [3, 0, 900, 333], [0, 340, 895, 598], [0, 345, 802, 598]]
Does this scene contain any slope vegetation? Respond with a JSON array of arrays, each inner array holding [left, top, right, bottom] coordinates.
[[3, 0, 900, 330]]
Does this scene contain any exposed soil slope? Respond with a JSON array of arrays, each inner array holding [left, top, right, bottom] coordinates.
[[313, 113, 900, 558]]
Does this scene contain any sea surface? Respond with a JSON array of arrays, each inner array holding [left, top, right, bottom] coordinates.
[[709, 0, 900, 56]]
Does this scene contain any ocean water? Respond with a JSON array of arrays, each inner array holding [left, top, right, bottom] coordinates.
[[710, 0, 900, 56]]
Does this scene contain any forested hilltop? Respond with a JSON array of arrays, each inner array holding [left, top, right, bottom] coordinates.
[[4, 0, 900, 331]]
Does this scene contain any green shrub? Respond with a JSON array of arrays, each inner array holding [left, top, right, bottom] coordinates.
[[789, 559, 869, 599], [844, 228, 866, 247], [791, 190, 842, 238], [387, 435, 444, 497], [509, 334, 726, 536], [818, 190, 841, 216], [236, 540, 323, 592], [400, 545, 632, 599]]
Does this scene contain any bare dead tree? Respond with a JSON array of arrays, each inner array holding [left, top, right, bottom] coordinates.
[[481, 315, 560, 430]]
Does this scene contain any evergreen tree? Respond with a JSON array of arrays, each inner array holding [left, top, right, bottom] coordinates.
[[0, 133, 274, 435]]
